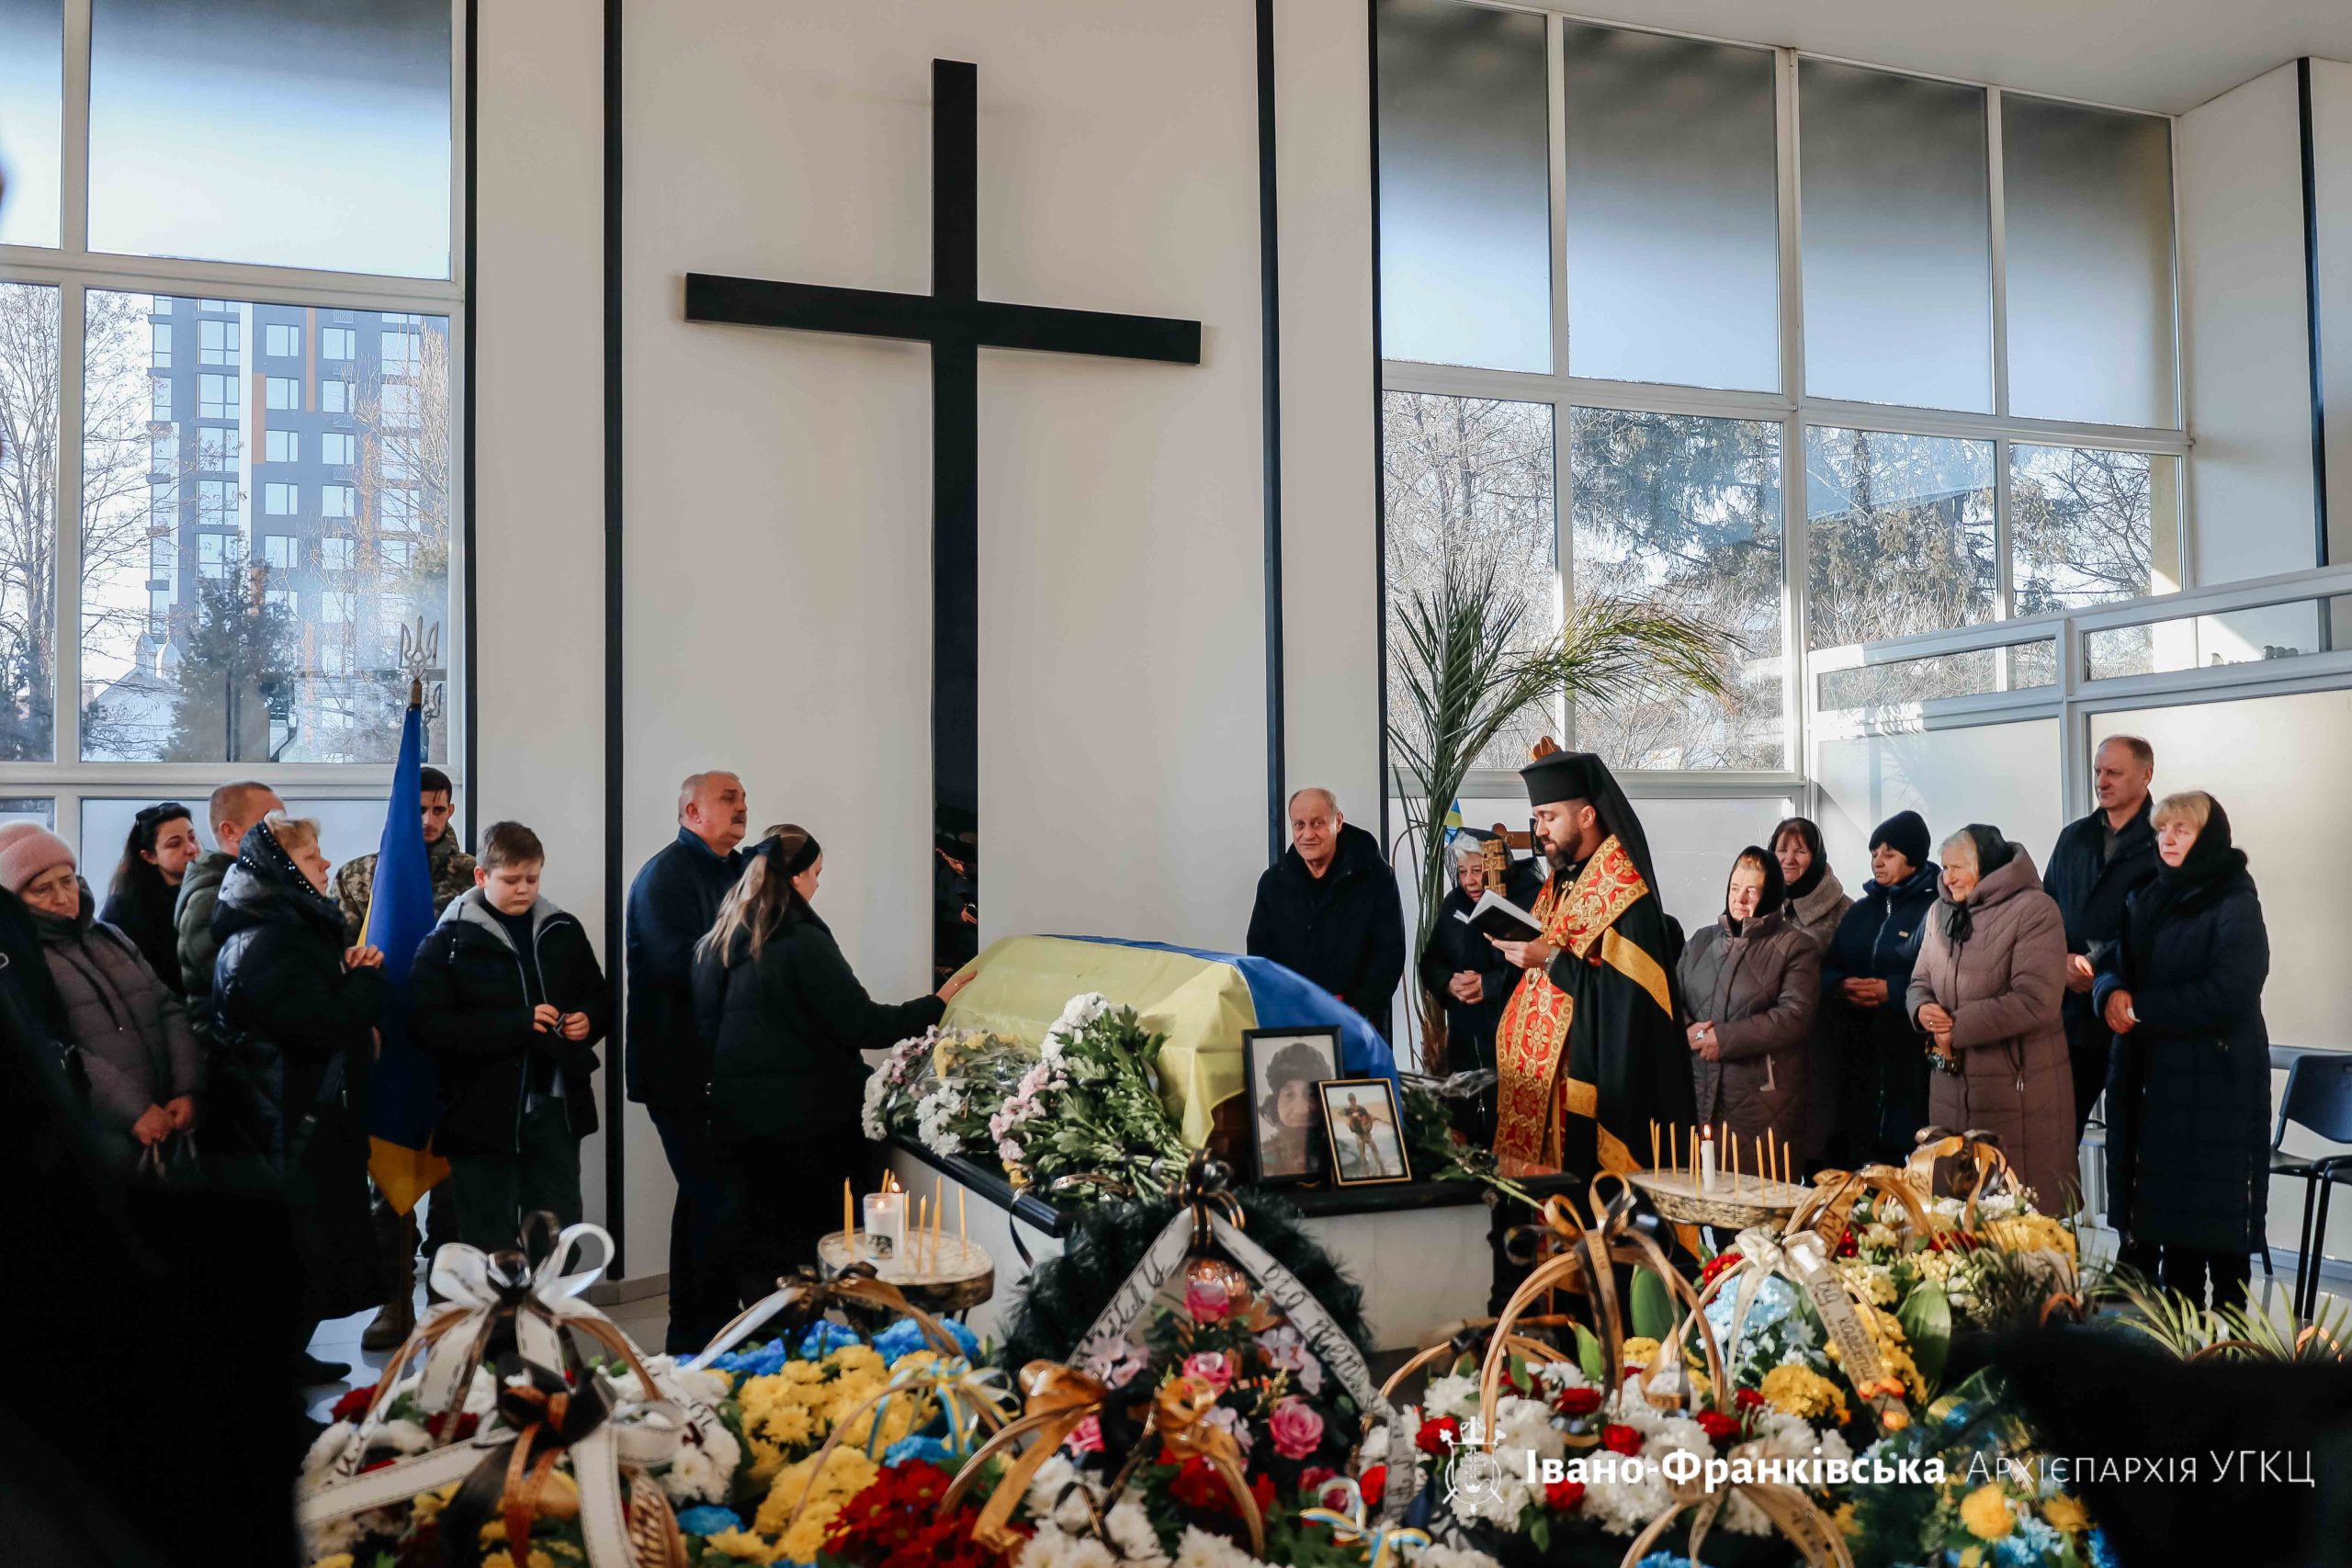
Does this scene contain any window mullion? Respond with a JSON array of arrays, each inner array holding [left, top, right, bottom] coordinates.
[[57, 282, 85, 769], [1987, 85, 2010, 421], [1776, 48, 1807, 783], [61, 0, 91, 254], [1547, 10, 1576, 750]]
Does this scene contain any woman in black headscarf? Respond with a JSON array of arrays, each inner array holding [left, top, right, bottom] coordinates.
[[1679, 846, 1819, 1155], [2093, 792, 2270, 1313], [99, 802, 203, 997], [209, 813, 388, 1382], [695, 827, 970, 1301]]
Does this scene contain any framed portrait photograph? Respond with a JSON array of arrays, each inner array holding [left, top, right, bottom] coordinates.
[[1318, 1077, 1413, 1187], [1242, 1026, 1341, 1185]]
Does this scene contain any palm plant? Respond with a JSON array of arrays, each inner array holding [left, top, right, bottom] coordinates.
[[1391, 554, 1731, 1068], [2104, 1265, 2351, 1362]]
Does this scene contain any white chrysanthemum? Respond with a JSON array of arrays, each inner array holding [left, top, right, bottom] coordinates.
[[1103, 1500, 1164, 1562], [375, 1417, 435, 1455], [1422, 1373, 1479, 1420], [1171, 1526, 1261, 1568], [662, 1441, 727, 1504], [1413, 1546, 1506, 1568], [1494, 1396, 1564, 1462], [299, 1420, 356, 1485], [917, 1083, 967, 1154], [1453, 1469, 1532, 1528]]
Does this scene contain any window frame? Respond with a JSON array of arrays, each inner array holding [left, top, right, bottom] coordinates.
[[1379, 5, 2187, 799], [0, 0, 467, 834]]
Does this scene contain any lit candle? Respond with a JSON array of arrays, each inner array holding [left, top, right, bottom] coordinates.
[[843, 1179, 855, 1264], [1698, 1125, 1717, 1193]]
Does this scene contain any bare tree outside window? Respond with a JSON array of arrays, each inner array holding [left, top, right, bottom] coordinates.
[[0, 284, 62, 760]]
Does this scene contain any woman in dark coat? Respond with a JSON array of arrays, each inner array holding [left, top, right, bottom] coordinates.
[[2093, 792, 2270, 1313], [1907, 825, 2075, 1210], [1680, 846, 1819, 1156], [1772, 816, 1849, 1162], [98, 802, 203, 998], [1819, 811, 1939, 1169], [695, 826, 968, 1301], [210, 814, 388, 1368]]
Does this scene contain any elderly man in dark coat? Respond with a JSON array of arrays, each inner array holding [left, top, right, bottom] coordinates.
[[1247, 787, 1407, 1041], [2045, 735, 2160, 1138]]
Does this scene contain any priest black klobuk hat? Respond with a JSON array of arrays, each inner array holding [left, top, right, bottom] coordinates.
[[1519, 748, 1662, 897]]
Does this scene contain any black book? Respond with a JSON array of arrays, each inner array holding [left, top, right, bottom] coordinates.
[[1456, 890, 1543, 942]]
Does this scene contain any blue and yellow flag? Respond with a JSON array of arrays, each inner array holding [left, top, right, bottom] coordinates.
[[364, 695, 448, 1213], [1442, 798, 1464, 841]]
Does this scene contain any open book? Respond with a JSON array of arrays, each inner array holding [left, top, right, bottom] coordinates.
[[1455, 889, 1543, 942]]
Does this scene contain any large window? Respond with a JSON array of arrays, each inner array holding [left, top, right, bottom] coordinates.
[[0, 0, 459, 844], [1377, 1, 2182, 784]]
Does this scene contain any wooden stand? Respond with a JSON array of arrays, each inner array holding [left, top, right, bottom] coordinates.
[[817, 1229, 996, 1317]]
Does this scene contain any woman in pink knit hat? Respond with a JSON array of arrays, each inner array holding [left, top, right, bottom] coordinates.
[[0, 822, 202, 1170]]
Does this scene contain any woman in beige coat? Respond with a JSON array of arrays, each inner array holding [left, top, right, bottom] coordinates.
[[1906, 824, 2078, 1210]]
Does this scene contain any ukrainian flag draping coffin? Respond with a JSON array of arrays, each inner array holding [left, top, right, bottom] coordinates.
[[941, 935, 1397, 1145]]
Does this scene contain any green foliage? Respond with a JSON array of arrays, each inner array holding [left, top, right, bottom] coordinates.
[[1571, 1321, 1605, 1384], [1629, 1265, 1678, 1345], [1898, 1280, 1953, 1395]]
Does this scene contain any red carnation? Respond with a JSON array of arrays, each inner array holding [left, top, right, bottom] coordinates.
[[1416, 1416, 1460, 1455], [1555, 1386, 1602, 1417], [1544, 1477, 1587, 1511], [1837, 1230, 1859, 1257], [1733, 1387, 1767, 1412], [1699, 1249, 1743, 1288], [424, 1409, 479, 1442], [329, 1384, 378, 1423], [1696, 1410, 1742, 1445], [1601, 1424, 1643, 1457], [1359, 1464, 1387, 1502]]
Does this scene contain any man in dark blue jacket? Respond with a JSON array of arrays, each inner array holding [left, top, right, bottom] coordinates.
[[2044, 736, 2159, 1140], [625, 769, 747, 1352], [1247, 787, 1406, 1041]]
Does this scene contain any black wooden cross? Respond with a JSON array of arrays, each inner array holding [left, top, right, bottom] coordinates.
[[686, 59, 1201, 976]]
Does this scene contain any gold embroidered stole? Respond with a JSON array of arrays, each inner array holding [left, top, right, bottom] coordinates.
[[1491, 836, 1670, 1172]]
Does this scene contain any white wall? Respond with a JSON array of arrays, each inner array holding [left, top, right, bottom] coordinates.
[[474, 0, 650, 1254], [2177, 62, 2317, 585], [2312, 59, 2352, 557]]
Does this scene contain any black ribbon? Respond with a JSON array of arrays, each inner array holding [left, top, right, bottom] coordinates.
[[436, 1367, 615, 1568]]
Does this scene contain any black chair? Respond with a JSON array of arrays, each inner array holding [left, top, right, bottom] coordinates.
[[2268, 1051, 2352, 1320]]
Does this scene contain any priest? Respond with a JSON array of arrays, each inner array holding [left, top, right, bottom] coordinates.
[[1485, 747, 1692, 1185]]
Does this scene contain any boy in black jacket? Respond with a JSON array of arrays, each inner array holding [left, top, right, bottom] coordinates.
[[411, 821, 610, 1249]]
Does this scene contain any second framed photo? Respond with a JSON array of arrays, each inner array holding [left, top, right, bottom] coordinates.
[[1242, 1026, 1342, 1185], [1318, 1077, 1413, 1187]]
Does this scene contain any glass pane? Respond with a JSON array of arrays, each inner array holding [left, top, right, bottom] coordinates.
[[2002, 95, 2177, 427], [0, 282, 59, 760], [1814, 716, 2062, 886], [2083, 597, 2335, 682], [88, 0, 452, 277], [1376, 0, 1551, 373], [1804, 426, 1996, 649], [0, 795, 52, 829], [83, 794, 389, 876], [1382, 391, 1560, 773], [1562, 23, 1779, 391], [2012, 444, 2176, 613], [1636, 795, 1799, 931], [1816, 639, 2054, 711], [1799, 61, 1990, 412], [0, 0, 62, 246], [1568, 408, 1783, 769], [82, 292, 452, 763]]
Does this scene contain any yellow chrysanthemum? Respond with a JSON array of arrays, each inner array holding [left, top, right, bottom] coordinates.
[[407, 1481, 463, 1526], [1759, 1363, 1851, 1425], [833, 1345, 885, 1375], [478, 1551, 557, 1568], [753, 1447, 880, 1538], [2041, 1494, 2090, 1535], [1822, 1302, 1926, 1402], [1838, 1259, 1898, 1306], [309, 1556, 355, 1568], [1831, 1502, 1859, 1539], [780, 1359, 827, 1385], [703, 1526, 795, 1563], [1619, 1337, 1660, 1370], [1957, 1548, 1984, 1568], [1984, 1215, 2077, 1258], [1960, 1484, 2016, 1541]]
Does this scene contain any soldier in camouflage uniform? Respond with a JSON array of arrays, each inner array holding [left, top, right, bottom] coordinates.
[[344, 765, 477, 1351]]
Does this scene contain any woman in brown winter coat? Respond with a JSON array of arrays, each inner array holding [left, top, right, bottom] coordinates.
[[1906, 825, 2077, 1210], [1773, 816, 1851, 1163], [1680, 846, 1821, 1154]]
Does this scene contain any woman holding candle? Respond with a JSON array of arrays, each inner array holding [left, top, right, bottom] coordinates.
[[695, 826, 971, 1308], [1679, 846, 1820, 1156], [2092, 792, 2270, 1313], [1906, 825, 2075, 1211]]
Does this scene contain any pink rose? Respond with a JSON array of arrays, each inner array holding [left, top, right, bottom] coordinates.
[[1269, 1396, 1325, 1461], [1184, 1274, 1232, 1324], [1062, 1415, 1104, 1455], [1182, 1351, 1234, 1393]]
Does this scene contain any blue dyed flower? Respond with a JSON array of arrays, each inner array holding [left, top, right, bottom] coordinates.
[[884, 1433, 958, 1467], [1634, 1554, 1698, 1568], [873, 1315, 981, 1365], [798, 1320, 865, 1359], [2087, 1528, 2121, 1568], [1701, 1274, 1796, 1364], [675, 1504, 742, 1537], [709, 1338, 792, 1376]]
